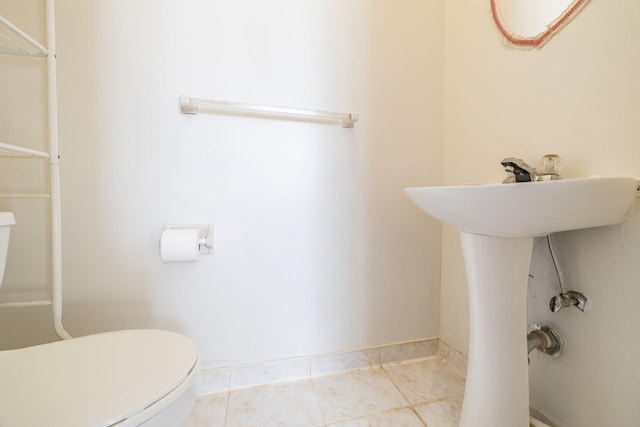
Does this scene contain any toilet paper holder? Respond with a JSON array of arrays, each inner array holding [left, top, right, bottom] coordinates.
[[163, 224, 214, 254]]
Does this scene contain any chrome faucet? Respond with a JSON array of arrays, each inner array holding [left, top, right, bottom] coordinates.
[[501, 155, 563, 183], [501, 158, 537, 183]]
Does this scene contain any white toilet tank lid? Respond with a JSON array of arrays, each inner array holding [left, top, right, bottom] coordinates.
[[0, 212, 15, 226], [0, 329, 199, 427]]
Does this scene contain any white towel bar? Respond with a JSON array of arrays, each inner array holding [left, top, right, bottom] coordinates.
[[180, 95, 358, 128]]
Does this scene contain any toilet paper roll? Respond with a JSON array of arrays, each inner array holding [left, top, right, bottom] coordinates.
[[160, 228, 200, 262]]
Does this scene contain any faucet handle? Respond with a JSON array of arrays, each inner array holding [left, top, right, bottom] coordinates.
[[537, 154, 563, 180]]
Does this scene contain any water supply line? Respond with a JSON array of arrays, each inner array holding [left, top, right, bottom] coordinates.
[[547, 235, 588, 313]]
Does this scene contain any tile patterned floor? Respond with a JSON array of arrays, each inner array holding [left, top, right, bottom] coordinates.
[[182, 357, 465, 427]]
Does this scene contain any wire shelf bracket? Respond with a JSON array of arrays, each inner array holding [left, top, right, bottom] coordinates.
[[0, 15, 48, 57], [0, 142, 50, 159], [180, 95, 358, 128]]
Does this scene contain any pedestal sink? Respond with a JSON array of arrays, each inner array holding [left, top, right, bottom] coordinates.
[[405, 177, 639, 427]]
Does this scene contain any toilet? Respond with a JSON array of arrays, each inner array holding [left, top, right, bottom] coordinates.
[[0, 212, 199, 426]]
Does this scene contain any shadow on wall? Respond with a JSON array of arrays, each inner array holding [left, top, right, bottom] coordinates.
[[0, 306, 59, 350], [527, 206, 640, 426], [26, 0, 446, 368], [63, 299, 180, 336], [356, 0, 444, 345]]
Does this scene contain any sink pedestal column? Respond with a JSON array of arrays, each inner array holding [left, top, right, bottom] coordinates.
[[458, 232, 534, 427]]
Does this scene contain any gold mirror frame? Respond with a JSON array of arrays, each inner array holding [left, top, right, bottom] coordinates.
[[491, 0, 590, 48]]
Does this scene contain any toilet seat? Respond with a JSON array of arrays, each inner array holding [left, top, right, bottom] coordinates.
[[0, 329, 199, 426]]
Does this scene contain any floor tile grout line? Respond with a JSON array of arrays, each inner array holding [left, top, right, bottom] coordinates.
[[312, 366, 414, 426], [439, 355, 466, 379], [378, 362, 439, 426], [185, 358, 465, 427], [199, 338, 446, 396], [222, 391, 230, 427], [381, 357, 467, 426], [197, 355, 462, 402], [409, 406, 429, 427], [309, 375, 328, 426], [380, 362, 413, 407]]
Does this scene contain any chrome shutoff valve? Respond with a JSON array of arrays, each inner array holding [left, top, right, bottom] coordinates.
[[527, 323, 563, 362]]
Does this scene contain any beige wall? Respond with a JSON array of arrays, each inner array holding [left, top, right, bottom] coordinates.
[[443, 1, 640, 425], [1, 0, 445, 367]]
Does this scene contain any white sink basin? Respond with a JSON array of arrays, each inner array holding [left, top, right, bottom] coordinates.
[[405, 176, 638, 427], [405, 177, 639, 238]]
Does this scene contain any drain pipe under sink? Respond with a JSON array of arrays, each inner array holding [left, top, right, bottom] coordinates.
[[527, 324, 563, 359], [527, 325, 563, 426]]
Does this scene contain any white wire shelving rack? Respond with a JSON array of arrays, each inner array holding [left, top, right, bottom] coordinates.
[[180, 95, 359, 128], [0, 1, 71, 339]]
